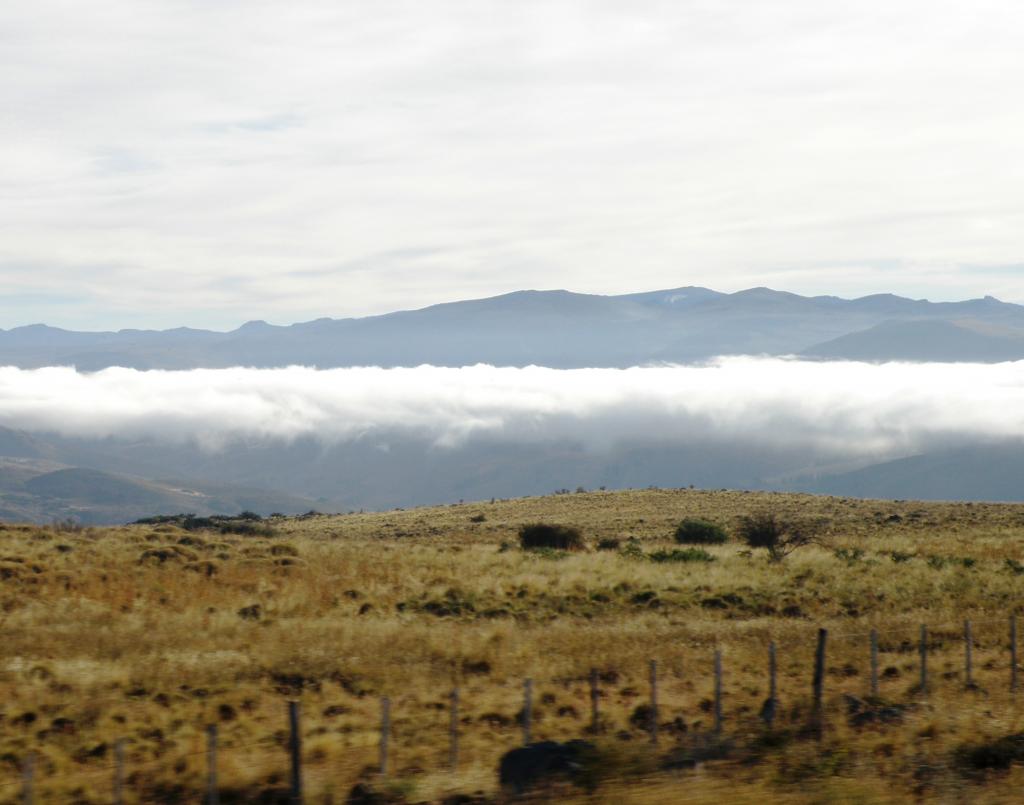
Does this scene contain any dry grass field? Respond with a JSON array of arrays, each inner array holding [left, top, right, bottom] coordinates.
[[4, 488, 1024, 802]]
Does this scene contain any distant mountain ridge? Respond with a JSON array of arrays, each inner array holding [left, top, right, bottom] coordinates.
[[4, 286, 1024, 368]]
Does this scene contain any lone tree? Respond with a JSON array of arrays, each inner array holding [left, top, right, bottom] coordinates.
[[737, 512, 820, 562]]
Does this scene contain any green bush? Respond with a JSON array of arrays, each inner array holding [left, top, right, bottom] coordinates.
[[518, 523, 585, 551], [648, 548, 715, 563], [674, 519, 728, 545]]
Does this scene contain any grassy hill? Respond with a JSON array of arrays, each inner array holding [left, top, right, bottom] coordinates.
[[0, 461, 332, 523], [3, 488, 1024, 801]]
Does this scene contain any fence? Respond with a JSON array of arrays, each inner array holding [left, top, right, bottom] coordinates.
[[5, 614, 1024, 803]]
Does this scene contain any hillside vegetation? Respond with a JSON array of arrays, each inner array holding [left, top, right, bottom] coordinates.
[[3, 489, 1024, 802]]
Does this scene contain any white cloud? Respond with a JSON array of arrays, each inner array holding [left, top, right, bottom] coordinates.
[[2, 1, 1024, 329], [0, 360, 1021, 459]]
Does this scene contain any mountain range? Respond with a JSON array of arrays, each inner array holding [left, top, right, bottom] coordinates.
[[5, 286, 1024, 368]]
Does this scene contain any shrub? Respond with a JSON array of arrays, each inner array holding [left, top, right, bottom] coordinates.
[[50, 518, 83, 534], [133, 513, 277, 537], [834, 547, 864, 563], [648, 548, 715, 563], [518, 523, 585, 551], [596, 537, 621, 551], [674, 519, 728, 545], [737, 512, 818, 562]]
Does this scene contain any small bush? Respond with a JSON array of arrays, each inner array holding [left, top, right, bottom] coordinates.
[[674, 519, 728, 545], [518, 523, 585, 551], [527, 547, 571, 560], [737, 512, 818, 562], [596, 538, 621, 551], [648, 548, 715, 564], [133, 513, 277, 537], [834, 547, 864, 563]]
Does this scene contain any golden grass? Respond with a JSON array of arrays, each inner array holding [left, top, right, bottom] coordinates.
[[2, 489, 1024, 802]]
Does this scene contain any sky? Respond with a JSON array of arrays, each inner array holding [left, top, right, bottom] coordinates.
[[3, 1, 1024, 331], [1, 360, 1021, 458]]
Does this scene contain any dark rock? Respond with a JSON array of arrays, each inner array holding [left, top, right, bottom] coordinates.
[[498, 740, 595, 795]]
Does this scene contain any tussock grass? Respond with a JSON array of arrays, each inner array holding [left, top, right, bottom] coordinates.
[[2, 489, 1024, 801]]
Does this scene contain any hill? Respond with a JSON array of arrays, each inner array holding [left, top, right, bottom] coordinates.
[[801, 443, 1024, 501], [802, 319, 1024, 362], [0, 459, 331, 524]]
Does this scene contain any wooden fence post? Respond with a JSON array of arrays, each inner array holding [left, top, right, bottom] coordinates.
[[589, 668, 599, 732], [207, 724, 219, 805], [114, 739, 125, 805], [649, 660, 658, 745], [713, 649, 723, 734], [812, 629, 827, 714], [522, 679, 533, 745], [449, 689, 459, 771], [870, 629, 879, 698], [1012, 615, 1019, 693], [919, 624, 928, 694], [766, 641, 777, 727], [379, 697, 391, 777], [21, 753, 33, 805], [288, 701, 303, 804], [965, 619, 974, 688]]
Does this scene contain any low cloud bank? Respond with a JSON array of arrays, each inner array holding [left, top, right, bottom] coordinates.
[[0, 359, 1021, 456]]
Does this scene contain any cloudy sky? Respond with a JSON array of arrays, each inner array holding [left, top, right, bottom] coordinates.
[[3, 1, 1024, 331]]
